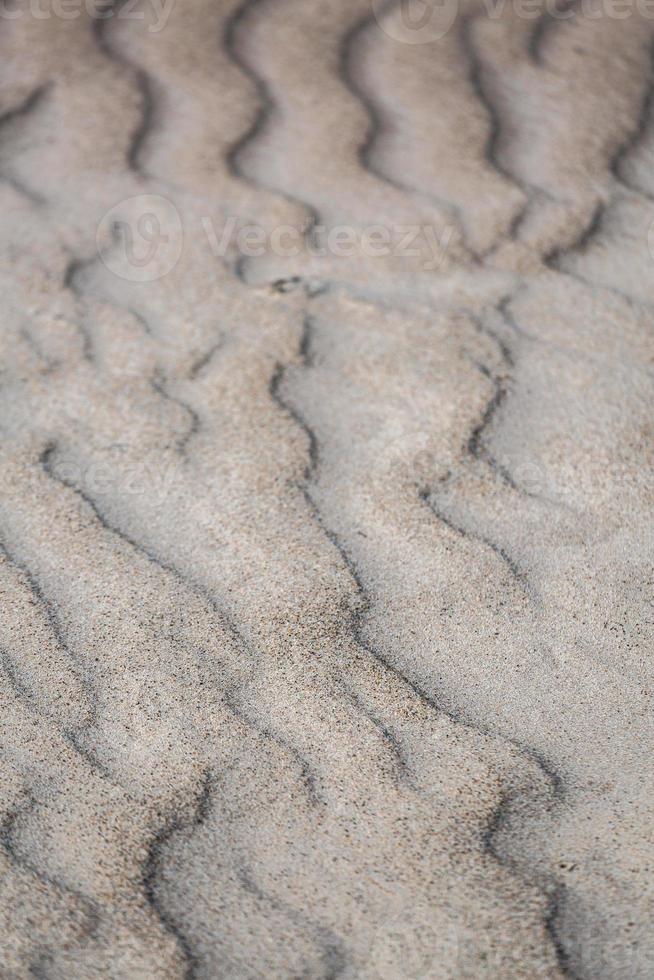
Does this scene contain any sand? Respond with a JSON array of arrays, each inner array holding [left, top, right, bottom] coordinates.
[[0, 0, 652, 976]]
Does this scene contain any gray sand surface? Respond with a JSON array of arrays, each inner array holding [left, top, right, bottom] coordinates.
[[0, 1, 652, 977]]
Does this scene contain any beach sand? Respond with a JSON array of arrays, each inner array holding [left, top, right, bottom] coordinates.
[[0, 1, 652, 976]]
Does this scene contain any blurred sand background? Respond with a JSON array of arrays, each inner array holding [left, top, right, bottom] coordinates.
[[0, 0, 653, 976]]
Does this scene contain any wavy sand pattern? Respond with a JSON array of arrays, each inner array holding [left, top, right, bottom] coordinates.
[[0, 0, 652, 976]]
